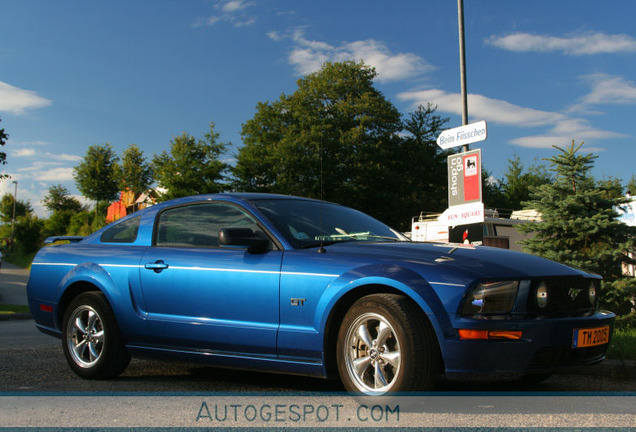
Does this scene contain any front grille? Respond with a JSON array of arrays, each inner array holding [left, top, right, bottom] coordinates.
[[526, 277, 598, 317]]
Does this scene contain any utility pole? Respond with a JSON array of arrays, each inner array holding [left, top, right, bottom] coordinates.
[[457, 0, 469, 151], [10, 180, 18, 249]]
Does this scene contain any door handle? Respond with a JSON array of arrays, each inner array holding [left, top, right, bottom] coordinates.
[[144, 260, 169, 273]]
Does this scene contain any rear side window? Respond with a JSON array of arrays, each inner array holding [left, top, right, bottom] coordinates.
[[101, 216, 141, 243], [154, 203, 261, 248]]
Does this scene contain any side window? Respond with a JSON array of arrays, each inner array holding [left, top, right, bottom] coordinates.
[[101, 216, 140, 243], [154, 203, 264, 248]]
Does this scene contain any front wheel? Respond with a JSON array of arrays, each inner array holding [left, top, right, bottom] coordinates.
[[62, 292, 130, 379], [336, 294, 440, 395]]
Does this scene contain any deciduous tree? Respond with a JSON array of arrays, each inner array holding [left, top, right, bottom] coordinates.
[[43, 184, 83, 213], [74, 144, 121, 203], [152, 122, 228, 201], [42, 184, 84, 236], [120, 144, 153, 198], [234, 61, 408, 226], [0, 193, 33, 223], [393, 104, 450, 224], [0, 118, 7, 180]]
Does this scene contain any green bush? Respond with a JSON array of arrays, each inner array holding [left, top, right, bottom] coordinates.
[[615, 311, 636, 331], [606, 327, 636, 361]]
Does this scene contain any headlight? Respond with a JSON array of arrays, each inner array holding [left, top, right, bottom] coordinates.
[[536, 282, 548, 308], [461, 281, 519, 315], [588, 281, 597, 306]]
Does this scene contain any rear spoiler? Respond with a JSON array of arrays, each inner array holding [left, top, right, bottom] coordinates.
[[43, 236, 85, 244]]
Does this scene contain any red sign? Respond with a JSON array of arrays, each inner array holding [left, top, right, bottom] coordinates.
[[447, 148, 482, 207], [463, 153, 480, 201]]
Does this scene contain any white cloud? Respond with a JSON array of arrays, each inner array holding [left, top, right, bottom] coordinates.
[[288, 47, 329, 76], [578, 73, 636, 106], [510, 135, 612, 149], [267, 31, 282, 42], [0, 178, 18, 198], [232, 17, 256, 27], [219, 0, 251, 13], [486, 32, 636, 55], [52, 153, 82, 162], [510, 118, 624, 148], [10, 147, 81, 162], [0, 81, 52, 114], [398, 88, 622, 149], [33, 167, 75, 182], [278, 30, 433, 83], [193, 0, 256, 28], [12, 148, 37, 157], [397, 89, 564, 126], [550, 118, 623, 139], [199, 16, 220, 27], [16, 160, 63, 173]]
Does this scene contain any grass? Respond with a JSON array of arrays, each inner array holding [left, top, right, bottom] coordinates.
[[0, 304, 30, 315], [5, 250, 36, 270], [606, 328, 636, 361]]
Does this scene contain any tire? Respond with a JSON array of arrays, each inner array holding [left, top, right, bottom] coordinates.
[[336, 294, 440, 395], [62, 292, 130, 379]]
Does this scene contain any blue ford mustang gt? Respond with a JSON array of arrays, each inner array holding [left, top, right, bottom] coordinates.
[[27, 193, 615, 394]]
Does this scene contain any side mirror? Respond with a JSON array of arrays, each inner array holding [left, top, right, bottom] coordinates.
[[218, 228, 269, 253]]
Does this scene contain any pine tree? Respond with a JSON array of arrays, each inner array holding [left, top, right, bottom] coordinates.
[[519, 141, 636, 315]]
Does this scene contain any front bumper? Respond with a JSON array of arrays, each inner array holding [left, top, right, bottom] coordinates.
[[441, 310, 615, 380]]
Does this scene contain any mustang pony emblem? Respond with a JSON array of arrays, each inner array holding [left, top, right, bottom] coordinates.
[[568, 287, 582, 301]]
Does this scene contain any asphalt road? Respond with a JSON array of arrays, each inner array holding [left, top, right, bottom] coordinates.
[[2, 265, 635, 428], [0, 318, 635, 393], [0, 262, 29, 306]]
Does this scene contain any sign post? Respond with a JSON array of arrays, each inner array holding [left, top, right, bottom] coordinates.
[[447, 148, 482, 208], [435, 120, 487, 232], [441, 148, 484, 227], [436, 120, 487, 150]]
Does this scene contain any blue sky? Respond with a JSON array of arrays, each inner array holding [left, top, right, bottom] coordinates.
[[2, 0, 636, 216]]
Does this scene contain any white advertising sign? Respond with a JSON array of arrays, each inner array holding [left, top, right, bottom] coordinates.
[[617, 197, 636, 227], [438, 201, 485, 227], [436, 120, 487, 150]]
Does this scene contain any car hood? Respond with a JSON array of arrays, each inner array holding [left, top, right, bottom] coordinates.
[[323, 241, 592, 280]]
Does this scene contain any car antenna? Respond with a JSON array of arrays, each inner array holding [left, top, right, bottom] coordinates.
[[317, 136, 326, 254]]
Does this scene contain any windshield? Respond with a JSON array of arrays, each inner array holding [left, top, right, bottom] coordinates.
[[252, 199, 407, 249]]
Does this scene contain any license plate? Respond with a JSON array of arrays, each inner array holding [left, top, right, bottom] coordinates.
[[572, 326, 610, 348]]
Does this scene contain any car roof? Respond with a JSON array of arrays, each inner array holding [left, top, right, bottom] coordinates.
[[220, 192, 320, 202], [160, 192, 325, 206]]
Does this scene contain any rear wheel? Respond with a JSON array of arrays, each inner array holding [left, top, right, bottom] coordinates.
[[62, 292, 130, 379], [336, 294, 439, 395]]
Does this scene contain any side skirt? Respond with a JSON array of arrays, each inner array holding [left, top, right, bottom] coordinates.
[[125, 344, 327, 378]]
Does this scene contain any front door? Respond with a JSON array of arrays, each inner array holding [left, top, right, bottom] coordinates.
[[138, 201, 281, 355]]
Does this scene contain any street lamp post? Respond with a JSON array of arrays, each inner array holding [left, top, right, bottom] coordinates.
[[457, 0, 469, 152], [10, 180, 18, 248]]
